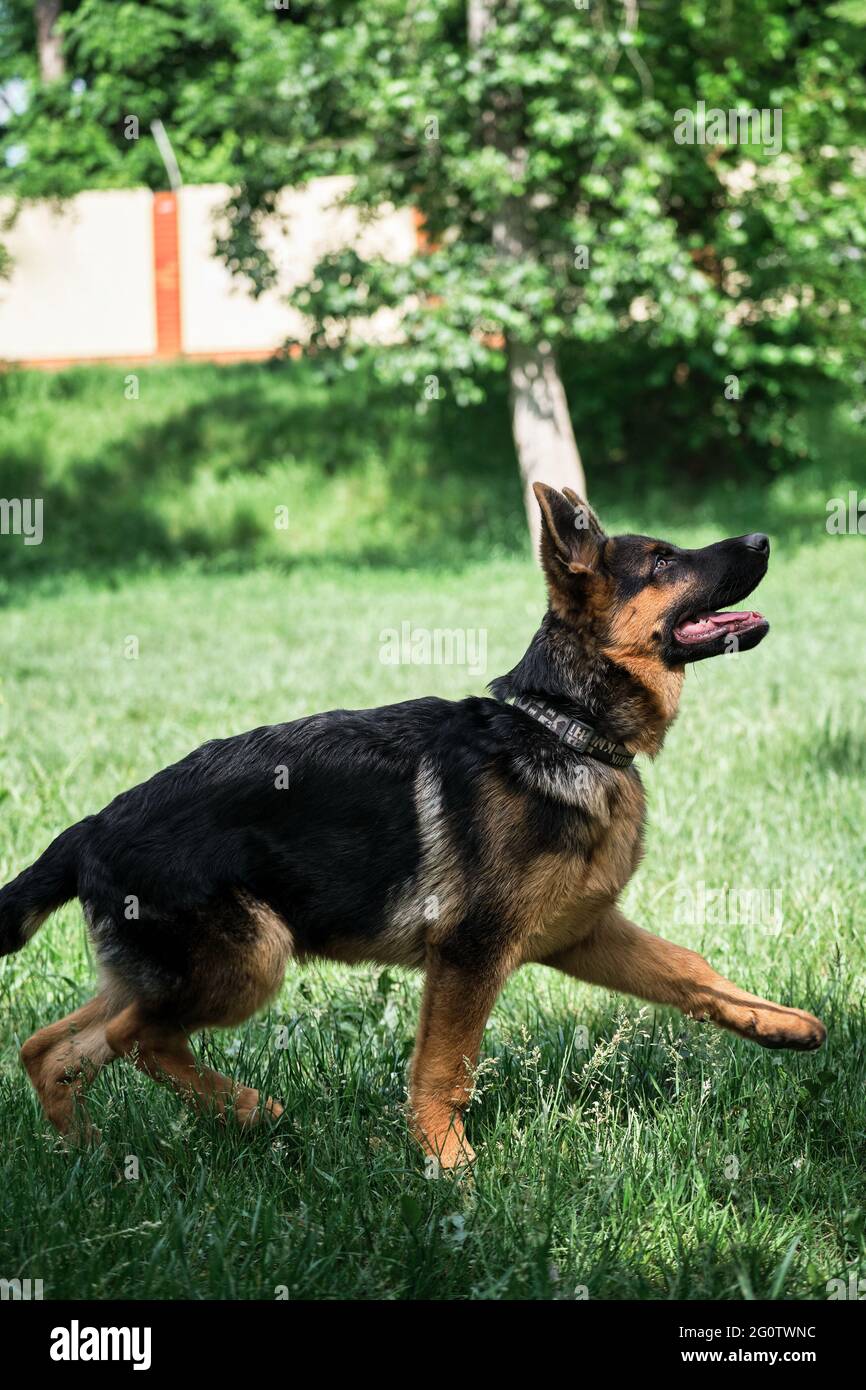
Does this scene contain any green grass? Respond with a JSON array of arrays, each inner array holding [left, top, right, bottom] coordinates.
[[0, 362, 865, 1300]]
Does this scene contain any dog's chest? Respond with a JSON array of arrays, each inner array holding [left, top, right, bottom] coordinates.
[[375, 761, 645, 968], [518, 770, 646, 959]]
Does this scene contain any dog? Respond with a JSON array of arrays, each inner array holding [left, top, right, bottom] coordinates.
[[0, 484, 825, 1167]]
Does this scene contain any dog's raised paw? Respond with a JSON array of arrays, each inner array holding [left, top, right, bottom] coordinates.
[[749, 1008, 827, 1051]]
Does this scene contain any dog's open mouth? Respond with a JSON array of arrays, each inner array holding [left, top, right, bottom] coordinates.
[[673, 610, 766, 645]]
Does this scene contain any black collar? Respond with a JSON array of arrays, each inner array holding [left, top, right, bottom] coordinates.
[[506, 694, 636, 769]]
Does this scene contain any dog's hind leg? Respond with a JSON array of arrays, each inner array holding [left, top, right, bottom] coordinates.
[[20, 994, 116, 1141], [544, 907, 826, 1050], [104, 1004, 283, 1126]]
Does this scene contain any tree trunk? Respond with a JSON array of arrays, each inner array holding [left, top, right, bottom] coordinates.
[[35, 0, 65, 82], [468, 0, 586, 558], [508, 339, 586, 557]]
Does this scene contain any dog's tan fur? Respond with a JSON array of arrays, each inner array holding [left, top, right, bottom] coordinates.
[[15, 486, 826, 1168], [21, 898, 291, 1139]]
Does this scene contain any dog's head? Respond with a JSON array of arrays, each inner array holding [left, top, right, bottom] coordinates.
[[534, 483, 770, 671]]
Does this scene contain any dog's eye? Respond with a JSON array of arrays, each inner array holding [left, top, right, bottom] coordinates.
[[654, 553, 674, 572]]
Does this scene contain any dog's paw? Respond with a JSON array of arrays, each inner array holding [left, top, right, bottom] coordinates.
[[415, 1130, 476, 1176], [234, 1087, 284, 1127], [739, 1005, 826, 1051]]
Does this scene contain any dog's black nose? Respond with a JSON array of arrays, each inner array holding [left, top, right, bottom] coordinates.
[[743, 532, 770, 555]]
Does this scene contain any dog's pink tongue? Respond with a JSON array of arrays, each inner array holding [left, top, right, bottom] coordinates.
[[676, 610, 758, 640], [706, 610, 751, 626], [677, 615, 716, 638]]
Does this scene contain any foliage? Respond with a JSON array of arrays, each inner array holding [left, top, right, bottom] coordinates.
[[211, 0, 866, 473], [0, 0, 268, 192], [1, 2, 865, 475]]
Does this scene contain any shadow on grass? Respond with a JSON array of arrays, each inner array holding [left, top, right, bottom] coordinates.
[[0, 356, 860, 599]]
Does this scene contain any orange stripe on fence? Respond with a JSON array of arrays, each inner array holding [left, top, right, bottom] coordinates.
[[152, 191, 183, 358]]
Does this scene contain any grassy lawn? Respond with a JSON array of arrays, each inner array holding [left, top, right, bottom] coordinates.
[[0, 363, 864, 1300]]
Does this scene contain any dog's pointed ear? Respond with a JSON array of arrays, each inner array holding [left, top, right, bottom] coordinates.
[[561, 488, 607, 545], [533, 483, 607, 580]]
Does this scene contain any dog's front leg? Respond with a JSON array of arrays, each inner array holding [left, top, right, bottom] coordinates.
[[409, 946, 508, 1170], [544, 907, 825, 1050]]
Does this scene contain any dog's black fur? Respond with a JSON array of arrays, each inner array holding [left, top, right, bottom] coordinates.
[[1, 486, 825, 1163]]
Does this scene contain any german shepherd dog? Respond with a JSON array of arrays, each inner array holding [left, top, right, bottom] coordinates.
[[0, 485, 825, 1168]]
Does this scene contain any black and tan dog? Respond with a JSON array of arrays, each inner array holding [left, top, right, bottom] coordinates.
[[0, 485, 825, 1167]]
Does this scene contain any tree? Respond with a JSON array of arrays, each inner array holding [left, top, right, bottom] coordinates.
[[2, 1, 865, 544], [211, 0, 866, 545]]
